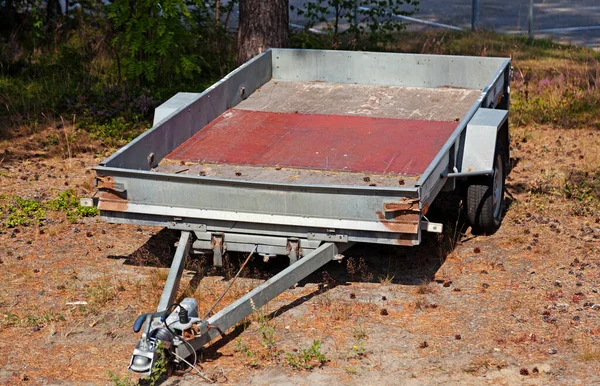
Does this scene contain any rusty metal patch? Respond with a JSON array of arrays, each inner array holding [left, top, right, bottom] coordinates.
[[96, 176, 116, 190], [375, 211, 419, 234], [383, 197, 420, 213], [98, 191, 128, 212], [377, 197, 421, 236], [97, 176, 128, 212]]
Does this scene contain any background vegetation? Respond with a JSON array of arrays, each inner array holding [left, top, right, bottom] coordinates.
[[0, 0, 238, 141], [1, 0, 600, 144]]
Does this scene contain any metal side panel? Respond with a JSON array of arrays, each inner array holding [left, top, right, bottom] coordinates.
[[417, 151, 450, 213], [459, 108, 508, 174], [99, 50, 273, 170], [100, 200, 418, 234], [271, 49, 509, 90], [95, 168, 422, 236], [153, 92, 200, 126]]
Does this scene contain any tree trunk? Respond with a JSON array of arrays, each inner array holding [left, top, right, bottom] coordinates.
[[237, 0, 289, 65]]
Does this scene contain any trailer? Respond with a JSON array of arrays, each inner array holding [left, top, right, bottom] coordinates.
[[93, 49, 511, 374]]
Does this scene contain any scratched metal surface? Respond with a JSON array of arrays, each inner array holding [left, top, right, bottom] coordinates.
[[236, 80, 481, 121], [165, 108, 458, 176], [155, 162, 420, 188]]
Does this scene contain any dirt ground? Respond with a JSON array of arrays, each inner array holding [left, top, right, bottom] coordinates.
[[1, 122, 600, 385]]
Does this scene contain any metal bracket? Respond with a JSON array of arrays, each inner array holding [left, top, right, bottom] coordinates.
[[260, 253, 276, 263], [332, 254, 345, 262], [420, 218, 443, 234], [286, 238, 300, 264], [167, 221, 207, 232], [211, 233, 225, 267], [307, 232, 348, 242], [443, 169, 493, 179]]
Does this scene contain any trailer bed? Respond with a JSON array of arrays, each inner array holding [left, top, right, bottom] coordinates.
[[159, 80, 481, 185], [96, 49, 511, 247]]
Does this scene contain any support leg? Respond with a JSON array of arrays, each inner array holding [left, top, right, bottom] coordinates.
[[287, 238, 299, 265], [211, 233, 224, 267]]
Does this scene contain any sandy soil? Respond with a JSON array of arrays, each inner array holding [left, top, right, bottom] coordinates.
[[1, 123, 599, 385]]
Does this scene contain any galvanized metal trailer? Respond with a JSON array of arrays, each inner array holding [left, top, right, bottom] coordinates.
[[93, 49, 511, 374]]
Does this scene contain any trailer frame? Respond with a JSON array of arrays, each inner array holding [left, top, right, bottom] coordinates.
[[93, 49, 512, 375]]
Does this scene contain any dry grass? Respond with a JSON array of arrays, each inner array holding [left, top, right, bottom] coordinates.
[[85, 275, 118, 314], [413, 298, 427, 311], [415, 280, 435, 295], [2, 30, 600, 384], [578, 336, 600, 362], [463, 356, 509, 376]]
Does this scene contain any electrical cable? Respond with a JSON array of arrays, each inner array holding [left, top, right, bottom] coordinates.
[[202, 245, 257, 319], [172, 339, 214, 383], [174, 337, 196, 375]]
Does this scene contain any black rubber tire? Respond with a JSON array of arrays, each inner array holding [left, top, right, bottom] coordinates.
[[467, 141, 506, 235]]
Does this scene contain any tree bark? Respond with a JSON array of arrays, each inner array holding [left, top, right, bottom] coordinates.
[[237, 0, 289, 65]]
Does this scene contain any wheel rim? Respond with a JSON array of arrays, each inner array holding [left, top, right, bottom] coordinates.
[[492, 153, 504, 220]]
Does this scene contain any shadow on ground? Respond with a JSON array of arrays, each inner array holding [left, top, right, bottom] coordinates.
[[107, 228, 178, 267]]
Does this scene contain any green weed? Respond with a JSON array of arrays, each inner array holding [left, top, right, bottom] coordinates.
[[234, 337, 256, 358], [564, 170, 600, 202], [234, 337, 259, 367], [85, 279, 116, 314], [0, 311, 20, 328], [25, 311, 65, 327], [108, 371, 137, 386], [1, 310, 64, 328], [142, 342, 168, 385], [344, 366, 359, 375], [252, 307, 277, 354], [4, 197, 44, 228], [564, 170, 600, 216], [348, 340, 366, 358], [347, 325, 368, 359], [1, 190, 99, 228], [47, 189, 99, 222], [259, 323, 276, 351], [379, 272, 395, 285], [286, 340, 328, 370]]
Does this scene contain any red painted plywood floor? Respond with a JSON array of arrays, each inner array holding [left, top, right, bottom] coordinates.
[[166, 109, 458, 176]]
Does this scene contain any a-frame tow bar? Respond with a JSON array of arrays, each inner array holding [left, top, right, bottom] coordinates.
[[129, 231, 351, 375]]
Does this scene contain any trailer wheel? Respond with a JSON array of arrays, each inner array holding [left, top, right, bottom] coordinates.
[[467, 142, 506, 235]]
